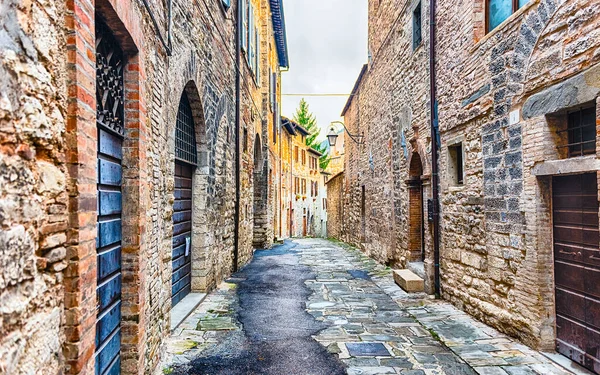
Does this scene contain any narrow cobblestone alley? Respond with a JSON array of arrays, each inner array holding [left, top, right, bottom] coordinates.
[[161, 239, 588, 375]]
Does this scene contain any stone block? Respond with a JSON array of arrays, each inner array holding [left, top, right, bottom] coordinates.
[[393, 269, 424, 293]]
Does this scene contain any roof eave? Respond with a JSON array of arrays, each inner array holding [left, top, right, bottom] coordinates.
[[340, 64, 368, 117], [269, 0, 289, 68]]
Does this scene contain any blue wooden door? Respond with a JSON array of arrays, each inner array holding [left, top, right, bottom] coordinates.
[[173, 92, 197, 306], [95, 19, 124, 375]]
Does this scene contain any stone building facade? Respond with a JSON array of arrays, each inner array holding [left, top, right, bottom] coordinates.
[[0, 0, 288, 374], [277, 117, 327, 238], [334, 0, 600, 371], [325, 172, 345, 239]]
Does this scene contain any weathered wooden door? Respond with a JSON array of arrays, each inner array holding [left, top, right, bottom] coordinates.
[[172, 163, 193, 306], [172, 92, 197, 306], [303, 216, 307, 237], [95, 19, 124, 375], [553, 173, 600, 373]]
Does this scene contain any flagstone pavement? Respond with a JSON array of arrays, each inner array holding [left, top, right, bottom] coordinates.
[[159, 238, 592, 375]]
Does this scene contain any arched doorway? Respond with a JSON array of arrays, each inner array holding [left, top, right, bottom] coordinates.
[[252, 134, 267, 247], [408, 153, 424, 262], [172, 91, 197, 306], [94, 18, 125, 375]]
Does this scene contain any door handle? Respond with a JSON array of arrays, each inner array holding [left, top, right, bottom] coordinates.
[[590, 255, 600, 261]]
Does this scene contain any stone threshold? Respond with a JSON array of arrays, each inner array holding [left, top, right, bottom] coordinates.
[[170, 293, 208, 332]]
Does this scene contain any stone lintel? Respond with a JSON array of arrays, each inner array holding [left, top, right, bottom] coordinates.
[[523, 63, 600, 119], [531, 156, 599, 176]]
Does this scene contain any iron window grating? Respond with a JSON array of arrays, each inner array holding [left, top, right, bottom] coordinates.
[[412, 2, 422, 50], [175, 93, 198, 166], [96, 18, 125, 137], [556, 106, 596, 158]]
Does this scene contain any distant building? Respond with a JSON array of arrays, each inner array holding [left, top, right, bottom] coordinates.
[[279, 117, 327, 238]]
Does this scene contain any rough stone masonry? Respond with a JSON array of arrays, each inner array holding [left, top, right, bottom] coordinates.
[[0, 0, 286, 374], [334, 0, 600, 370]]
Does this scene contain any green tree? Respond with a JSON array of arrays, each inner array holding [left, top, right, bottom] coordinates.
[[293, 98, 331, 170]]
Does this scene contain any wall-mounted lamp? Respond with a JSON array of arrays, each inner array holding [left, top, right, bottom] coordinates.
[[327, 121, 364, 146]]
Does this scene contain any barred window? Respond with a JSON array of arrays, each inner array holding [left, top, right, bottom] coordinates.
[[175, 92, 198, 165]]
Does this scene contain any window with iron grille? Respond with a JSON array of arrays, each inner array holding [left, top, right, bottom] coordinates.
[[566, 106, 596, 157], [175, 92, 198, 165], [412, 2, 422, 50]]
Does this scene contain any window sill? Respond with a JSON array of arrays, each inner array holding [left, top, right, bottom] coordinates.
[[447, 185, 466, 192], [471, 0, 539, 53]]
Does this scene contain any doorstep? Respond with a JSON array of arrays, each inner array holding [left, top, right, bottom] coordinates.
[[541, 352, 596, 375], [170, 293, 207, 332]]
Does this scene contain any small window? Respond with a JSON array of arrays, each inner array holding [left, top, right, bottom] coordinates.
[[294, 146, 299, 162], [412, 2, 422, 50], [361, 185, 366, 217], [302, 150, 306, 165], [243, 127, 248, 153], [567, 106, 596, 157], [487, 0, 531, 32], [448, 143, 464, 185]]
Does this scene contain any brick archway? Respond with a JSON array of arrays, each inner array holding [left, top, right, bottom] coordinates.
[[65, 0, 146, 373], [408, 152, 425, 262]]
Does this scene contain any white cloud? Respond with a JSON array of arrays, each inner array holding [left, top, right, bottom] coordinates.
[[281, 0, 368, 140]]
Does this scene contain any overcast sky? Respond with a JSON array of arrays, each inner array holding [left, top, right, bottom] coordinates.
[[281, 0, 368, 141]]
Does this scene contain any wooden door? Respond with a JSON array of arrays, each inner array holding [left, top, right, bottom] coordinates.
[[553, 173, 600, 373], [172, 163, 193, 306], [303, 216, 307, 237], [172, 91, 197, 307], [95, 19, 124, 375]]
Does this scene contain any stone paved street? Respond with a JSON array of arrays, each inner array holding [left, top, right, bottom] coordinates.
[[160, 239, 590, 375]]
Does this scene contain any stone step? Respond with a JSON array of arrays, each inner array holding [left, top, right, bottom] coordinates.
[[393, 269, 424, 293], [407, 261, 425, 279]]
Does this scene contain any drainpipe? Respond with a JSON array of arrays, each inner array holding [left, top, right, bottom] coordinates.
[[429, 0, 441, 296], [233, 0, 242, 271]]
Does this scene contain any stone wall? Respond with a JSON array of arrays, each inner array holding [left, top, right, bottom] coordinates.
[[339, 0, 600, 352], [0, 0, 282, 373], [325, 172, 345, 239], [341, 0, 433, 282], [436, 0, 600, 349], [0, 1, 68, 373]]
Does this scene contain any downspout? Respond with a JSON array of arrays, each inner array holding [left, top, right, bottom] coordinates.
[[429, 0, 441, 296], [289, 133, 293, 237], [233, 0, 242, 271], [278, 91, 283, 239], [140, 0, 172, 56]]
